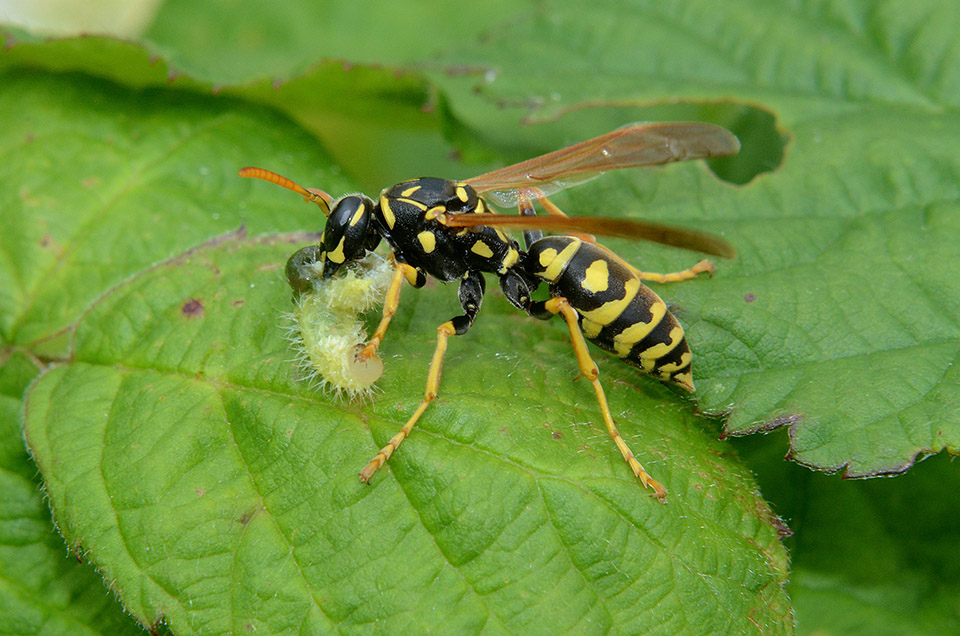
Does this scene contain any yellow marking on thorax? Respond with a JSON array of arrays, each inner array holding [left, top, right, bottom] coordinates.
[[397, 197, 428, 211], [580, 259, 609, 293], [475, 199, 487, 213], [612, 297, 667, 357], [455, 185, 469, 202], [417, 230, 437, 253], [470, 240, 494, 259], [425, 206, 445, 221], [499, 246, 519, 272], [349, 201, 366, 226], [380, 196, 396, 229], [538, 239, 581, 282], [401, 185, 422, 197], [578, 277, 640, 337], [637, 325, 684, 360]]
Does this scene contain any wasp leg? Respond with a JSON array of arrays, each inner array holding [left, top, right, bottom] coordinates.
[[630, 258, 715, 283], [532, 295, 668, 502], [517, 191, 544, 249], [359, 271, 485, 482], [520, 189, 598, 244], [356, 257, 425, 362]]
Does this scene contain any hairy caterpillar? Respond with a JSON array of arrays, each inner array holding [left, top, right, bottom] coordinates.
[[285, 248, 393, 399]]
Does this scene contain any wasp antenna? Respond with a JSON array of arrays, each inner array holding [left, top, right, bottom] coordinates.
[[239, 167, 332, 216]]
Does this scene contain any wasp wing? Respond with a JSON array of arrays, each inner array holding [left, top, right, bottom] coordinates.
[[443, 212, 736, 258], [463, 122, 740, 208]]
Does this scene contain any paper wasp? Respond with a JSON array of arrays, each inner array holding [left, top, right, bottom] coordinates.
[[241, 121, 739, 501]]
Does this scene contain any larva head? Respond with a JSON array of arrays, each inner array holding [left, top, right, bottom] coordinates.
[[319, 194, 380, 279], [285, 245, 325, 294]]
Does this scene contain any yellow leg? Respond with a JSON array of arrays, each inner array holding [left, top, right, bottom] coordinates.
[[543, 296, 667, 502], [356, 259, 420, 362], [629, 258, 715, 283], [359, 320, 457, 482]]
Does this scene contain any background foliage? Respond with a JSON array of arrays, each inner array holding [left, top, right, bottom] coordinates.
[[1, 0, 958, 634]]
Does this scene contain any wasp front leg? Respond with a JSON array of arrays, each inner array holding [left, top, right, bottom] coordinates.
[[360, 271, 486, 482], [529, 295, 668, 502], [355, 257, 426, 362]]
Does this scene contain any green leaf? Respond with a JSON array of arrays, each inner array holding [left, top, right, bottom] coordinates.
[[740, 435, 960, 636], [23, 230, 790, 634], [0, 69, 355, 351], [0, 350, 148, 635], [144, 0, 521, 83]]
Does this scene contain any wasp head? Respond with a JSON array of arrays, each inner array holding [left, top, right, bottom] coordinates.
[[318, 194, 382, 279]]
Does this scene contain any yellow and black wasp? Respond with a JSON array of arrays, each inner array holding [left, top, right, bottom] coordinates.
[[240, 122, 739, 501]]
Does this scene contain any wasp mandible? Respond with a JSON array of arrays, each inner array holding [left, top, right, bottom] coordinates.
[[241, 122, 739, 501]]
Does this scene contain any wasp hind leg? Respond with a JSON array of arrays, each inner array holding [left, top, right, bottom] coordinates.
[[629, 259, 715, 283], [359, 271, 485, 482], [531, 296, 668, 502]]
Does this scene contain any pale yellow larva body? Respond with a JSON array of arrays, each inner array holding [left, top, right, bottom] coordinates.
[[288, 252, 393, 398]]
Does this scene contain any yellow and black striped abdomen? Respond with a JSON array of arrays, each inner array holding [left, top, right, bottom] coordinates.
[[526, 236, 694, 391]]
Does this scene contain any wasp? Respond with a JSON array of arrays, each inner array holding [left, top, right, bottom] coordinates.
[[241, 122, 739, 501]]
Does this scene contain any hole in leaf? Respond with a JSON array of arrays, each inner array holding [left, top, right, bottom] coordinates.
[[701, 103, 784, 185]]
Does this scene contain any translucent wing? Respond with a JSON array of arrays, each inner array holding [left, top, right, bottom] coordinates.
[[442, 212, 736, 258], [463, 122, 740, 208]]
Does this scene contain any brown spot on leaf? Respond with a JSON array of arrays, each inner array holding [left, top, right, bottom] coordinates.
[[231, 299, 246, 307], [724, 413, 802, 439], [744, 293, 756, 303], [552, 431, 563, 439], [196, 488, 206, 497], [181, 298, 204, 318], [239, 507, 259, 526]]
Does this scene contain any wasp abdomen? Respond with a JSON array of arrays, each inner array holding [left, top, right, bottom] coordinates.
[[526, 237, 694, 391]]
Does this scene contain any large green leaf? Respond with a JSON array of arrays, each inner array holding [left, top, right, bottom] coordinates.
[[24, 231, 790, 634], [741, 435, 960, 636], [3, 58, 790, 634], [0, 350, 148, 635]]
